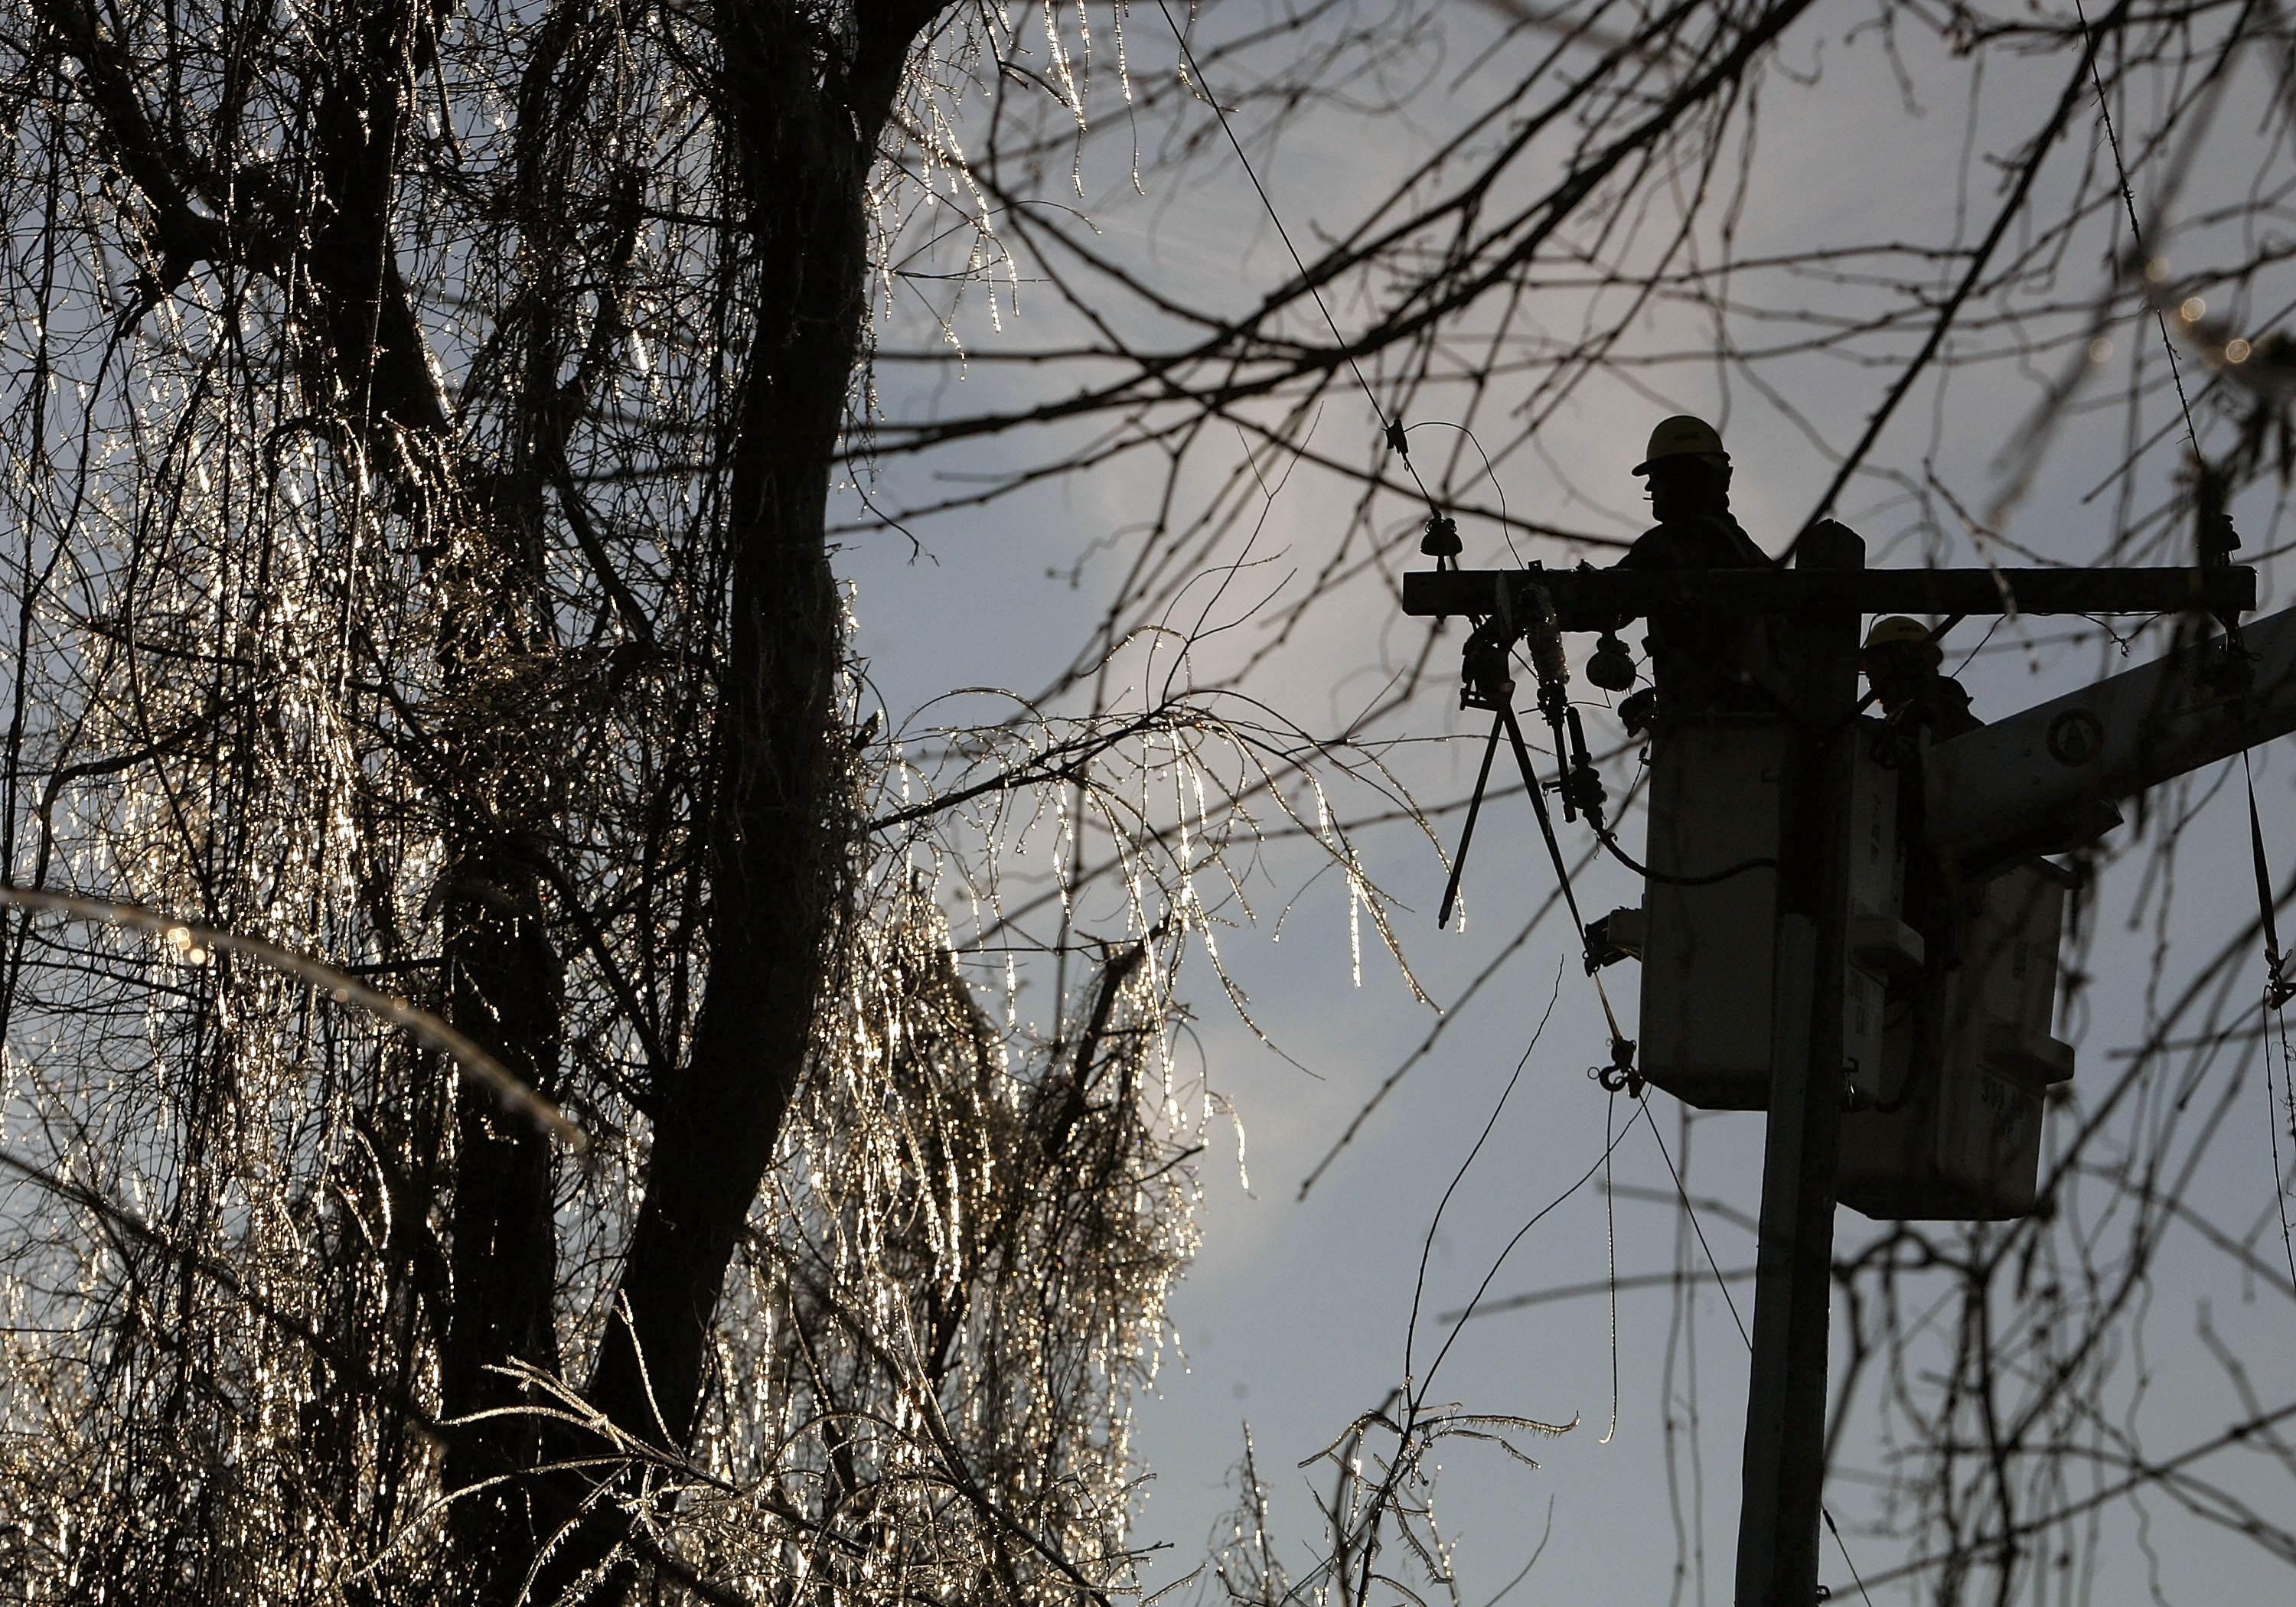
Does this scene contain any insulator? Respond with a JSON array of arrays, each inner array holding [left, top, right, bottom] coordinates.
[[1587, 631, 1637, 692], [1523, 585, 1567, 686]]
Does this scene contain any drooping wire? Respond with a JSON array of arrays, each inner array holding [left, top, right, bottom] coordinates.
[[1417, 1094, 1642, 1395], [2262, 983, 2296, 1299], [1401, 962, 1564, 1399], [1151, 0, 1443, 519], [2246, 750, 2296, 1297], [1406, 420, 1524, 565]]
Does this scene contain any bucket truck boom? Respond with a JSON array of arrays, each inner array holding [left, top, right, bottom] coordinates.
[[1925, 605, 2296, 871]]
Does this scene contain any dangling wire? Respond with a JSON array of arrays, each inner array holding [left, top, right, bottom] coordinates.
[[1600, 1087, 1620, 1445], [2263, 980, 2296, 1299], [2245, 752, 2292, 1012], [2245, 750, 2296, 1296]]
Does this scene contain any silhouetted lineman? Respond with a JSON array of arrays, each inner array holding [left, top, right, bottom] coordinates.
[[1613, 415, 1773, 724], [1862, 614, 1981, 741], [1862, 614, 1983, 994]]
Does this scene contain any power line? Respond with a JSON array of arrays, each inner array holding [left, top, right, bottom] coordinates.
[[2073, 0, 2203, 459], [1150, 0, 1442, 517]]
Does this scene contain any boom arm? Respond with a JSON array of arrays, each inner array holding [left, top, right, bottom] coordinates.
[[1924, 607, 2296, 871]]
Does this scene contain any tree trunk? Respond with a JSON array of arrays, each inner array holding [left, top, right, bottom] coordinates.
[[293, 2, 576, 1592], [537, 4, 947, 1596], [28, 0, 950, 1594]]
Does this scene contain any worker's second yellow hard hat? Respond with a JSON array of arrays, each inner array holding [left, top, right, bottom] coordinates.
[[1863, 615, 1942, 663], [1633, 414, 1729, 475]]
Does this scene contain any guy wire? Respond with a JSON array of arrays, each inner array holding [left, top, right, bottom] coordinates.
[[1152, 0, 1443, 518]]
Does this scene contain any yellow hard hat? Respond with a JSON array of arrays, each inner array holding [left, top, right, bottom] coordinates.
[[1633, 415, 1729, 475], [1863, 615, 1942, 663]]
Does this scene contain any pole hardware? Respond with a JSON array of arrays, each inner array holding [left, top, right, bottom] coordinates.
[[1440, 567, 1608, 928], [1406, 533, 2296, 1607], [1434, 567, 1640, 1087], [1420, 511, 1463, 570], [1593, 1035, 1644, 1097], [1587, 631, 1639, 691]]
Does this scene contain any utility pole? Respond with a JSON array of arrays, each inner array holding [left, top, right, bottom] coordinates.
[[1399, 553, 2275, 1607], [1735, 523, 1861, 1605]]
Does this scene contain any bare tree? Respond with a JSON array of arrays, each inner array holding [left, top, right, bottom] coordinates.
[[5, 0, 2296, 1602], [0, 0, 1348, 1600]]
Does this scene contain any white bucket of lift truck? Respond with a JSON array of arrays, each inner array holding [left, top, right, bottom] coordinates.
[[1838, 859, 2076, 1221]]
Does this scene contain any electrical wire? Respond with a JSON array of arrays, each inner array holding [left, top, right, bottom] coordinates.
[[2246, 751, 2296, 1298], [1600, 1087, 1620, 1444], [2086, 0, 2291, 1326], [1407, 419, 1523, 564], [1641, 1105, 1749, 1345], [1593, 824, 1779, 888], [1151, 0, 1443, 519], [1401, 963, 1564, 1397], [2073, 0, 2203, 459], [2263, 993, 2296, 1300]]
